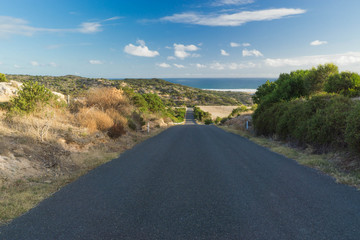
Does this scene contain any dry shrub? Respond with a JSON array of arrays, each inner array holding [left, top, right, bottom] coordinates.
[[3, 103, 78, 143], [86, 88, 132, 115], [107, 123, 126, 139], [105, 108, 128, 126], [77, 108, 113, 133]]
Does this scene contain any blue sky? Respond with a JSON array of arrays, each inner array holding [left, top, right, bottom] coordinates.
[[1, 0, 360, 78]]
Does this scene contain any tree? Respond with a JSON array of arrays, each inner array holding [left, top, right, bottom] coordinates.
[[252, 80, 277, 104], [253, 70, 308, 107], [0, 73, 8, 82], [305, 63, 338, 94], [324, 72, 360, 96]]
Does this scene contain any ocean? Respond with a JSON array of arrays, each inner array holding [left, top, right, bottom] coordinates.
[[163, 78, 273, 93]]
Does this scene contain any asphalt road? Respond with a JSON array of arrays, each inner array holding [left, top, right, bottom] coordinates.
[[1, 109, 360, 239]]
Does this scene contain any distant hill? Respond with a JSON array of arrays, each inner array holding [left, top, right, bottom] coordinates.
[[5, 74, 252, 106]]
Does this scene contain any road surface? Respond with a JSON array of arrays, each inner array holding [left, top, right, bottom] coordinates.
[[1, 109, 360, 239]]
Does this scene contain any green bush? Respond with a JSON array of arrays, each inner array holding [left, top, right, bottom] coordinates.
[[193, 106, 211, 122], [345, 102, 360, 152], [304, 95, 353, 148], [9, 81, 55, 114], [252, 63, 360, 153], [275, 100, 302, 140], [229, 105, 248, 118], [324, 72, 360, 97], [132, 93, 149, 112], [220, 117, 229, 124], [254, 93, 353, 150], [143, 93, 166, 113], [0, 73, 8, 82], [172, 107, 186, 123], [204, 119, 213, 125], [253, 101, 288, 137], [214, 116, 222, 124]]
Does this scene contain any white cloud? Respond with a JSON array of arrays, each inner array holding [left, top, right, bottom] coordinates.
[[210, 62, 225, 70], [243, 49, 263, 57], [221, 49, 230, 56], [212, 0, 255, 6], [124, 40, 159, 57], [104, 16, 122, 22], [161, 8, 306, 27], [195, 63, 207, 68], [232, 62, 256, 69], [210, 62, 256, 70], [78, 22, 102, 33], [30, 61, 40, 66], [264, 52, 360, 68], [77, 16, 122, 33], [0, 16, 39, 37], [157, 63, 171, 68], [174, 43, 200, 59], [136, 39, 145, 46], [0, 16, 120, 38], [174, 63, 185, 68], [14, 64, 21, 69], [0, 62, 2, 65], [89, 60, 103, 65], [230, 42, 251, 47], [310, 40, 328, 46], [228, 63, 238, 70], [49, 62, 57, 67], [167, 56, 176, 60]]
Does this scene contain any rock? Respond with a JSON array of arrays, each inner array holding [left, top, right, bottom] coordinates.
[[0, 81, 21, 102], [52, 91, 66, 101], [156, 118, 167, 127]]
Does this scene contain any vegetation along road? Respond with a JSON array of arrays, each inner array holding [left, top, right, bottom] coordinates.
[[1, 109, 360, 239]]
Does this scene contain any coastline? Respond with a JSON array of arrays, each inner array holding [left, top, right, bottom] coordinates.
[[204, 88, 257, 94]]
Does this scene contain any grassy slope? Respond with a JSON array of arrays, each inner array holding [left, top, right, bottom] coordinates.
[[5, 75, 252, 106]]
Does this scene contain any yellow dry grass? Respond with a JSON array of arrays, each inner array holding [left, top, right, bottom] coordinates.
[[86, 87, 132, 115], [105, 108, 128, 126], [197, 105, 240, 119], [77, 107, 114, 133], [3, 107, 75, 142]]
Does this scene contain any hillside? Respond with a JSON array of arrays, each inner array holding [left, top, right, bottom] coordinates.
[[0, 75, 186, 224], [5, 75, 252, 106]]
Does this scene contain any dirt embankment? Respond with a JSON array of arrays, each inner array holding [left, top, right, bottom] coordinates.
[[0, 84, 174, 224], [0, 107, 168, 224]]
